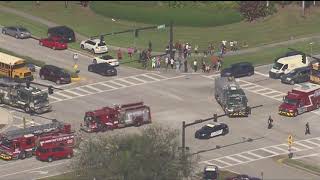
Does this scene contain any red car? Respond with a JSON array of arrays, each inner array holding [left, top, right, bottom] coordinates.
[[35, 145, 73, 162], [39, 36, 68, 50]]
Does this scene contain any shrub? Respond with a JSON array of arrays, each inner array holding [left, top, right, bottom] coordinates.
[[238, 1, 277, 22]]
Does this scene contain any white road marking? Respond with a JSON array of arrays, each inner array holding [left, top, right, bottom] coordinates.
[[140, 74, 161, 81], [50, 75, 185, 104], [254, 71, 269, 77], [292, 153, 320, 160], [294, 141, 314, 149], [109, 80, 127, 88], [260, 148, 278, 155], [304, 140, 320, 147], [199, 137, 320, 168], [224, 156, 243, 163], [148, 73, 168, 79], [75, 87, 92, 94], [99, 83, 117, 89], [64, 89, 83, 96], [54, 91, 73, 99], [49, 95, 63, 101], [130, 76, 147, 83], [85, 85, 103, 92], [117, 78, 136, 85]]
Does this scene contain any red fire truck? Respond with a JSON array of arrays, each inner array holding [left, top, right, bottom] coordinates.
[[279, 82, 320, 117], [81, 102, 152, 133], [0, 120, 74, 160]]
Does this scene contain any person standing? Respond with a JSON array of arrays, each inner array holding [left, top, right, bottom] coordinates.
[[175, 59, 180, 73], [165, 56, 169, 71], [170, 58, 175, 69], [268, 116, 273, 129], [184, 59, 188, 73], [193, 59, 198, 72], [151, 57, 156, 70], [156, 56, 161, 71], [305, 122, 311, 135], [194, 45, 199, 55], [117, 49, 122, 60]]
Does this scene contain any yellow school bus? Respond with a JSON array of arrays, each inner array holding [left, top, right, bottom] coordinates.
[[0, 52, 33, 80]]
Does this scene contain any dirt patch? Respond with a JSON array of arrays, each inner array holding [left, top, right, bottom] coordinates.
[[0, 124, 6, 129]]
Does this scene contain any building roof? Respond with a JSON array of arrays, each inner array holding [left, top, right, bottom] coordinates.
[[293, 82, 320, 93], [0, 52, 24, 65]]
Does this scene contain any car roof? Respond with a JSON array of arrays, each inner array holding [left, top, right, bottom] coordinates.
[[204, 165, 218, 171], [205, 123, 224, 128], [232, 62, 252, 66], [88, 39, 104, 43]]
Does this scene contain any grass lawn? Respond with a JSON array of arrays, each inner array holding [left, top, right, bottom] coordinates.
[[90, 1, 243, 27], [187, 37, 320, 69], [2, 2, 320, 53]]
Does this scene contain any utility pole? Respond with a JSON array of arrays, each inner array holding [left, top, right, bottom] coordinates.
[[182, 121, 186, 158], [302, 1, 305, 17], [169, 21, 173, 60]]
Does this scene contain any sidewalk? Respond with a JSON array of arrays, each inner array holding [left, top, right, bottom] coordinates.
[[0, 107, 13, 133]]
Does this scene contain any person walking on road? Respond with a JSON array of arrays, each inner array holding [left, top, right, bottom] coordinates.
[[156, 56, 161, 71], [184, 59, 188, 73], [193, 59, 198, 72], [305, 122, 311, 135], [151, 57, 156, 70], [268, 116, 273, 129]]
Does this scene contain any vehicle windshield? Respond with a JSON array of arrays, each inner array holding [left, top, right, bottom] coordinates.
[[273, 62, 284, 70], [13, 63, 26, 69], [284, 97, 298, 106], [204, 171, 217, 179], [101, 55, 113, 60], [1, 138, 12, 148], [84, 115, 94, 121], [36, 147, 48, 153], [33, 93, 48, 104], [18, 27, 28, 32], [287, 70, 296, 75], [201, 126, 214, 132], [228, 96, 245, 106], [98, 42, 106, 46]]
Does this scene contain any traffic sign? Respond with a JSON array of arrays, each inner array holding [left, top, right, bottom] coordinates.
[[157, 24, 165, 29]]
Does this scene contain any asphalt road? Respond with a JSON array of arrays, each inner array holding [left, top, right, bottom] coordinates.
[[0, 34, 319, 180]]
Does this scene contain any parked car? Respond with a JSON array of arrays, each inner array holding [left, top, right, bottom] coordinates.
[[93, 54, 119, 67], [280, 66, 311, 85], [26, 63, 36, 72], [203, 165, 219, 180], [221, 62, 254, 78], [39, 65, 71, 84], [88, 63, 117, 76], [80, 38, 108, 54], [39, 36, 68, 50], [195, 123, 229, 139], [2, 26, 31, 39], [48, 26, 75, 43], [35, 146, 73, 162]]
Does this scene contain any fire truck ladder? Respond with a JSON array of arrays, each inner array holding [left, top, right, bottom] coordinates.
[[4, 120, 64, 140]]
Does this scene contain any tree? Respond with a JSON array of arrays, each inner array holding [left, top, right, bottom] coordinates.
[[238, 1, 276, 22], [72, 125, 197, 180]]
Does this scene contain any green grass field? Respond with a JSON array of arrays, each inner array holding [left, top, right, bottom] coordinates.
[[2, 2, 320, 53], [90, 1, 243, 27]]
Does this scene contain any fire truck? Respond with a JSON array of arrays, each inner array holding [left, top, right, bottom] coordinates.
[[0, 78, 51, 113], [0, 120, 74, 160], [279, 82, 320, 117], [81, 102, 152, 133]]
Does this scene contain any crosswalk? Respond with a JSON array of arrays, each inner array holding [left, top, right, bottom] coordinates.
[[204, 74, 286, 102], [203, 74, 320, 115], [200, 137, 320, 168], [48, 73, 184, 104]]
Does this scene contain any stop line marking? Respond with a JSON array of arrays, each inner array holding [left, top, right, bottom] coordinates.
[[199, 137, 320, 169]]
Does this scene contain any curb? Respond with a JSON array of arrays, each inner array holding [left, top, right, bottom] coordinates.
[[0, 107, 13, 133]]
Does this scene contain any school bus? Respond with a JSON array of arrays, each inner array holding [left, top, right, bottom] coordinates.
[[0, 52, 33, 80]]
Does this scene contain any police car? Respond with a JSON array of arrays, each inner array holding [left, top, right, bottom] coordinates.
[[195, 123, 229, 139], [203, 165, 218, 180]]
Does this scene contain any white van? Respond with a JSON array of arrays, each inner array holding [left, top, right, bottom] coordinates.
[[269, 54, 313, 79]]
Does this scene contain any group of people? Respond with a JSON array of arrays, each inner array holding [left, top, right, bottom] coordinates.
[[267, 116, 311, 135]]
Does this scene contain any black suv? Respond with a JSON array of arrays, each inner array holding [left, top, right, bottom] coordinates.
[[39, 65, 71, 84], [195, 123, 229, 139], [281, 66, 311, 85], [88, 63, 117, 76], [47, 26, 75, 43], [221, 62, 254, 78]]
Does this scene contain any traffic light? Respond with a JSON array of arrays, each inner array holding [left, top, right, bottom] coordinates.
[[134, 29, 139, 38], [288, 135, 293, 146], [213, 114, 218, 122], [48, 86, 53, 95]]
